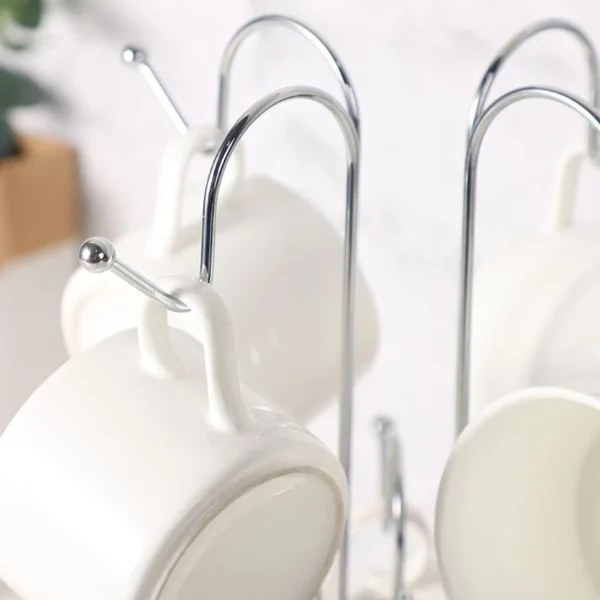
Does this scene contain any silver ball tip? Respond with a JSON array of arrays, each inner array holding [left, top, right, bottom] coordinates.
[[371, 415, 394, 435], [79, 237, 116, 274], [122, 46, 147, 65]]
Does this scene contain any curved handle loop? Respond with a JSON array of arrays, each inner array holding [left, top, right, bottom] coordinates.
[[199, 85, 359, 600], [138, 279, 253, 432], [468, 19, 600, 161], [216, 14, 360, 137], [456, 86, 600, 438], [350, 502, 430, 598], [543, 147, 588, 232], [145, 126, 245, 259], [77, 240, 253, 433]]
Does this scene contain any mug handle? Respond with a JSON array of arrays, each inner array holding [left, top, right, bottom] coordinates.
[[542, 147, 588, 233], [145, 126, 245, 259], [319, 501, 431, 600], [350, 500, 431, 593], [137, 277, 254, 433]]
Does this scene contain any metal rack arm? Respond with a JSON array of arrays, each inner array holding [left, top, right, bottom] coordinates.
[[199, 85, 359, 600], [217, 14, 360, 136], [468, 20, 600, 159], [456, 86, 600, 438]]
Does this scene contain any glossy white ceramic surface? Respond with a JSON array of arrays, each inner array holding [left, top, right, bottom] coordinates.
[[61, 147, 379, 421], [470, 149, 600, 417], [0, 279, 347, 600], [436, 386, 600, 600]]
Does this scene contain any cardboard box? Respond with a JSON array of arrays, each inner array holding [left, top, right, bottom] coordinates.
[[0, 135, 79, 263]]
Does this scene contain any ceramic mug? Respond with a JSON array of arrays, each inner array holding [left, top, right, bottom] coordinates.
[[61, 126, 379, 422], [0, 277, 348, 600], [470, 148, 600, 417], [436, 385, 600, 600]]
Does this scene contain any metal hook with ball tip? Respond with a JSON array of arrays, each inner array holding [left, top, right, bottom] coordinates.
[[79, 237, 190, 313], [121, 45, 189, 135], [122, 14, 360, 144]]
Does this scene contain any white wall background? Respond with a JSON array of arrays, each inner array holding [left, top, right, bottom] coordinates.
[[4, 0, 600, 593]]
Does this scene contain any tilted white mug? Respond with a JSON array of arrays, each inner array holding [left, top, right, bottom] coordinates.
[[61, 126, 379, 422], [470, 148, 600, 417], [1, 277, 348, 600], [436, 385, 600, 600]]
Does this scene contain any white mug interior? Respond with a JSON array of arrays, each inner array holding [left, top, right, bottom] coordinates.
[[436, 386, 600, 600]]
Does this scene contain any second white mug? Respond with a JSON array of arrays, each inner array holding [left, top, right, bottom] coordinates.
[[61, 126, 379, 422]]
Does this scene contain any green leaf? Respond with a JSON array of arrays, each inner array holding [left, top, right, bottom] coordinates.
[[0, 66, 50, 110], [0, 116, 17, 158], [7, 0, 42, 28]]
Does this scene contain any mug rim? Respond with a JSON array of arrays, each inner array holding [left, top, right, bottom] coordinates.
[[143, 465, 347, 600]]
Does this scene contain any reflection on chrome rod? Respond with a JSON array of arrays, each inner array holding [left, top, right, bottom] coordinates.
[[373, 416, 413, 600]]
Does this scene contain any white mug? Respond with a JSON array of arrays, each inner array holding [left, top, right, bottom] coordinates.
[[436, 385, 600, 600], [61, 126, 379, 422], [0, 277, 348, 600], [470, 148, 600, 417]]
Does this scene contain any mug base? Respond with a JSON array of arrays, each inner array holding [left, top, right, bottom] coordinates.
[[154, 469, 343, 600]]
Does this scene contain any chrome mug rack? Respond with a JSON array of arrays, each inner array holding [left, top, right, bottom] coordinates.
[[78, 14, 415, 600], [77, 15, 600, 600], [455, 18, 600, 438]]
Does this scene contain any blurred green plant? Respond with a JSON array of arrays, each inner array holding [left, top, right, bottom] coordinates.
[[0, 0, 45, 158]]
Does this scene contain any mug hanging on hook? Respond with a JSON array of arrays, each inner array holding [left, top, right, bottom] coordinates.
[[438, 85, 600, 600], [457, 20, 600, 433], [0, 236, 348, 600], [123, 13, 359, 246], [60, 16, 379, 425], [68, 85, 362, 600]]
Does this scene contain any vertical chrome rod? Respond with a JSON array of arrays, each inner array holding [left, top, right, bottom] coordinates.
[[456, 86, 600, 437], [373, 416, 410, 600], [199, 86, 359, 600]]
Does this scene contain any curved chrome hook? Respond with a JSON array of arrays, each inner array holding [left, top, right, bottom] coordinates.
[[200, 85, 359, 600], [123, 15, 360, 143], [468, 19, 600, 160], [456, 86, 600, 437], [78, 237, 191, 313], [217, 14, 359, 136]]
